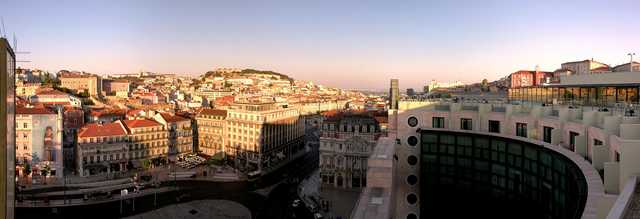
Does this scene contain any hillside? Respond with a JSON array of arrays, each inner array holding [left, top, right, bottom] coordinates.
[[203, 69, 294, 82]]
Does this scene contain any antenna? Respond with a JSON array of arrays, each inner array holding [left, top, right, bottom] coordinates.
[[12, 33, 32, 63], [0, 17, 5, 38], [13, 32, 17, 52]]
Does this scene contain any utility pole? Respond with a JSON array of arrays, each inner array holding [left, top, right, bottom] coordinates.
[[629, 53, 636, 72]]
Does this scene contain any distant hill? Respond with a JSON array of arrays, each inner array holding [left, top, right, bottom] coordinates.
[[203, 69, 294, 82]]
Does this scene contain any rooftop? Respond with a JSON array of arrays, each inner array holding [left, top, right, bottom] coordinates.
[[78, 122, 127, 138], [35, 88, 69, 96], [159, 112, 190, 123], [198, 108, 227, 117], [16, 106, 56, 115], [121, 119, 162, 128]]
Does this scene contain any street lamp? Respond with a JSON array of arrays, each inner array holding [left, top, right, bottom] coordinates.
[[629, 53, 636, 72]]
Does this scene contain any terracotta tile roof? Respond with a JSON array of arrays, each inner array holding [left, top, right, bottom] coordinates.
[[121, 119, 162, 129], [160, 112, 190, 123], [126, 109, 144, 116], [89, 109, 126, 117], [199, 108, 227, 117], [214, 96, 235, 106], [78, 122, 127, 138], [16, 106, 56, 115]]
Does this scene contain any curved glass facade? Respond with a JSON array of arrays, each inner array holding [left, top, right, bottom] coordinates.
[[419, 130, 588, 219]]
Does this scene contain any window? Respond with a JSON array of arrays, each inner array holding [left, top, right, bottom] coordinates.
[[569, 132, 579, 152], [543, 126, 553, 143], [432, 117, 445, 128], [594, 139, 603, 146], [408, 116, 418, 127], [460, 118, 472, 130], [489, 120, 500, 133], [516, 123, 527, 138]]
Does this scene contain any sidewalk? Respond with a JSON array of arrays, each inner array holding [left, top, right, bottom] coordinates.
[[318, 187, 361, 219]]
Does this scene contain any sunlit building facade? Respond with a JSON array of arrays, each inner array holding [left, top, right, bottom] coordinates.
[[226, 101, 305, 173], [319, 112, 381, 188], [0, 37, 16, 219], [196, 109, 227, 156]]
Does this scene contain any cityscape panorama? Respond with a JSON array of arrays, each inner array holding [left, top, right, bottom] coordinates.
[[1, 1, 640, 219]]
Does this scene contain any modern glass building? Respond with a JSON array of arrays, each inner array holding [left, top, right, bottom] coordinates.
[[509, 86, 639, 106], [508, 71, 640, 106], [1, 37, 16, 219], [419, 130, 588, 219]]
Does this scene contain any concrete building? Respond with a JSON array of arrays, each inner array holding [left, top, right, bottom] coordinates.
[[354, 76, 640, 219], [31, 88, 82, 107], [59, 73, 102, 96], [154, 112, 194, 157], [76, 122, 129, 176], [429, 80, 465, 90], [15, 106, 64, 180], [102, 79, 131, 97], [561, 59, 610, 75], [319, 111, 381, 188], [225, 101, 305, 173], [510, 70, 553, 88], [196, 109, 227, 156], [0, 37, 15, 219], [390, 79, 399, 111], [196, 88, 233, 102], [15, 80, 39, 97], [612, 62, 640, 72], [296, 100, 348, 115]]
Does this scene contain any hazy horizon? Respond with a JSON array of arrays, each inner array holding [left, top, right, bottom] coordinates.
[[2, 0, 639, 90]]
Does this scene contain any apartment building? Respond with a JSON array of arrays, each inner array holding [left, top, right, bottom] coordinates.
[[319, 111, 381, 188], [226, 101, 305, 173], [15, 106, 64, 179], [59, 73, 102, 96], [561, 59, 610, 75], [154, 112, 194, 157], [118, 119, 168, 161], [196, 109, 227, 156], [76, 122, 129, 176]]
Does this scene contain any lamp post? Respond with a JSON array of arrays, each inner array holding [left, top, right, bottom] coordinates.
[[629, 53, 636, 72]]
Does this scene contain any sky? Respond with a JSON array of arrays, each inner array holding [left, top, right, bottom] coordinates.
[[1, 0, 639, 90]]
